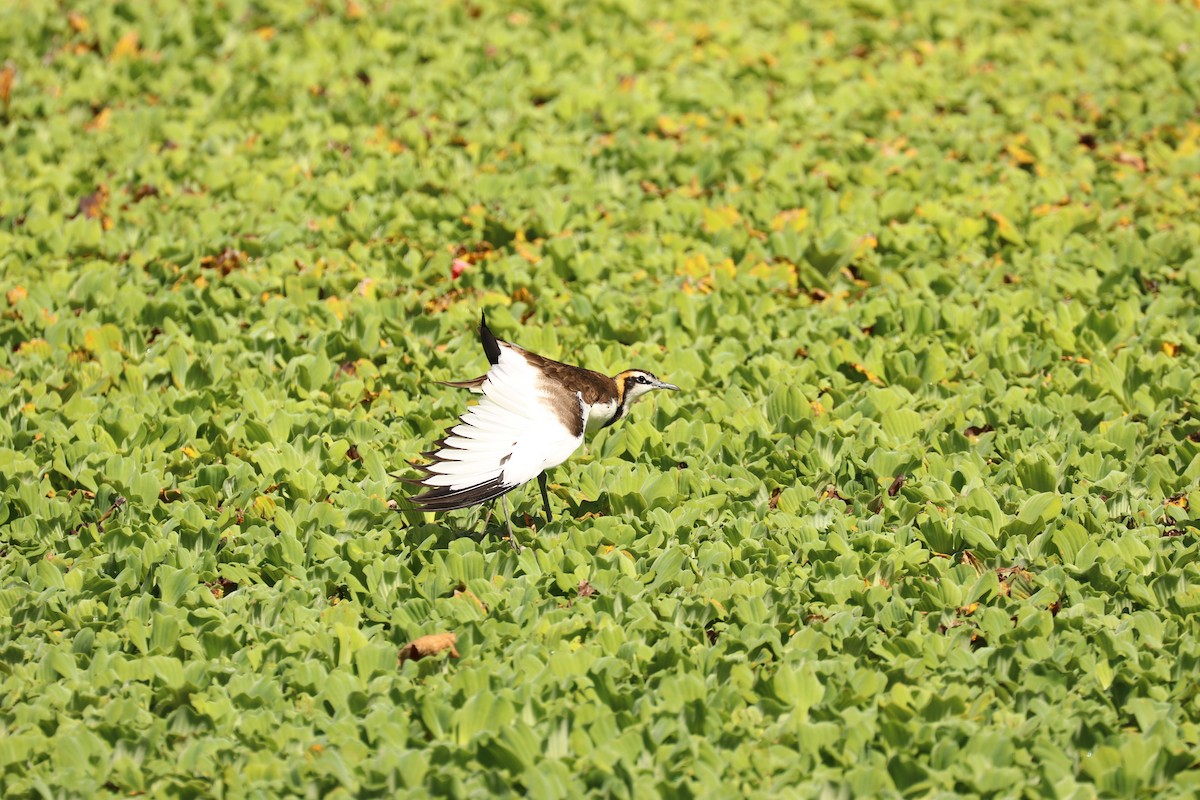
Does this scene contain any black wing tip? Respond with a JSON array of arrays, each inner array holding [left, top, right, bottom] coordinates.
[[480, 311, 502, 366]]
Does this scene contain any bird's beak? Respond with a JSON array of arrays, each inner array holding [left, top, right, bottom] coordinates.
[[655, 380, 680, 391]]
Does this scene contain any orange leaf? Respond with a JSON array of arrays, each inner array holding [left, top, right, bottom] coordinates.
[[1161, 342, 1179, 357], [7, 286, 26, 306], [850, 363, 882, 384], [85, 108, 111, 132], [0, 65, 14, 106], [67, 11, 90, 33], [110, 31, 140, 61]]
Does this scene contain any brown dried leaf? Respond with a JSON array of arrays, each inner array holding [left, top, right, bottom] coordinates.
[[200, 248, 246, 276], [454, 586, 489, 613], [398, 632, 459, 664], [768, 487, 782, 510], [821, 486, 851, 506], [887, 474, 906, 497], [77, 185, 109, 220], [129, 183, 159, 204], [1114, 151, 1146, 172]]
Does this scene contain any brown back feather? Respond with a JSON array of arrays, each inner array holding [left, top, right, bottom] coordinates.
[[504, 344, 618, 405]]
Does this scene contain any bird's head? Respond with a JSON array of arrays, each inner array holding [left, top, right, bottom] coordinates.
[[614, 369, 679, 411]]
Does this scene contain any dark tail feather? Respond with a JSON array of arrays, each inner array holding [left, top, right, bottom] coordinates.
[[438, 376, 486, 392], [409, 475, 515, 511], [480, 312, 502, 365]]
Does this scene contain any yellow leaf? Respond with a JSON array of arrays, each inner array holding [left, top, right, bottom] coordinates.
[[181, 446, 200, 459], [345, 0, 366, 20], [1162, 341, 1179, 357], [254, 27, 276, 40], [770, 208, 809, 233], [679, 252, 709, 278], [702, 206, 741, 234], [82, 324, 123, 354], [110, 31, 140, 61], [7, 286, 26, 306], [253, 495, 277, 520], [656, 115, 681, 136], [1005, 135, 1036, 165], [326, 295, 346, 321], [67, 12, 90, 33], [17, 339, 52, 357], [988, 212, 1024, 245]]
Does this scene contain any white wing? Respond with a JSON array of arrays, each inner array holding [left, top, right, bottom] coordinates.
[[410, 343, 587, 511]]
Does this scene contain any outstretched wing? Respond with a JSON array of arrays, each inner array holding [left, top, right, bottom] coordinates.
[[409, 327, 587, 512]]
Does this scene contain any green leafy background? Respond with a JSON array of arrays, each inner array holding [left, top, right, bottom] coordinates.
[[2, 0, 1200, 796]]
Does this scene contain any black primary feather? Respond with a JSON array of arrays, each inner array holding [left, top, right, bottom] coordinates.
[[408, 475, 515, 511], [480, 312, 502, 366]]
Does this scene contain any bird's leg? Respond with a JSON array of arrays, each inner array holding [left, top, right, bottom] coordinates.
[[502, 493, 521, 552], [538, 471, 553, 524]]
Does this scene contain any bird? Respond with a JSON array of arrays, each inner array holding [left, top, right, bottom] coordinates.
[[407, 313, 679, 549]]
